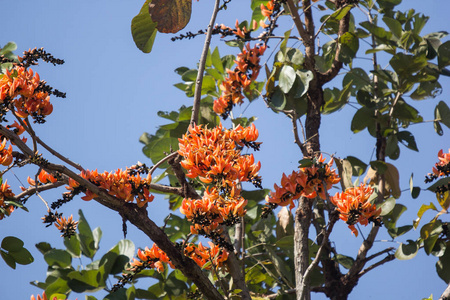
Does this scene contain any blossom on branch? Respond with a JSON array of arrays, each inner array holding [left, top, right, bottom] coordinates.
[[330, 184, 382, 236], [266, 155, 340, 210], [213, 43, 266, 118], [0, 180, 15, 220]]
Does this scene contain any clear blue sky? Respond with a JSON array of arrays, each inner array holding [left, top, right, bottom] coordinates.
[[1, 0, 449, 299]]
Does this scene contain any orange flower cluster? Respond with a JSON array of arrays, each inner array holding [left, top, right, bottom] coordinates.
[[213, 43, 266, 117], [130, 244, 174, 273], [129, 242, 228, 274], [266, 155, 340, 210], [178, 123, 260, 188], [181, 187, 247, 235], [0, 138, 13, 166], [179, 123, 261, 246], [0, 66, 53, 121], [67, 167, 154, 207], [432, 148, 450, 177], [0, 181, 15, 220], [26, 169, 58, 186], [184, 242, 228, 270], [261, 0, 275, 20], [330, 184, 382, 236]]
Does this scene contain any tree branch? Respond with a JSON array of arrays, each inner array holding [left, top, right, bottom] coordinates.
[[190, 0, 221, 126]]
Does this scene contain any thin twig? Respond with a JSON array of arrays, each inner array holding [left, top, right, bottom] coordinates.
[[149, 152, 178, 176], [190, 0, 221, 126], [358, 253, 395, 278]]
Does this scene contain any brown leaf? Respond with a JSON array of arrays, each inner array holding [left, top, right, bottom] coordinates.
[[148, 0, 192, 34]]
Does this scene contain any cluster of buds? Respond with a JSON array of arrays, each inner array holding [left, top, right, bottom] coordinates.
[[66, 166, 154, 207], [213, 43, 266, 118], [31, 292, 73, 300], [54, 214, 79, 238], [0, 181, 15, 220], [265, 155, 340, 210], [330, 184, 382, 236]]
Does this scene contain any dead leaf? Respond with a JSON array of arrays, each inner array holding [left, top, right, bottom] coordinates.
[[148, 0, 192, 33]]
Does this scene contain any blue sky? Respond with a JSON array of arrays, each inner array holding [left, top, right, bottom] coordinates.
[[1, 0, 450, 299]]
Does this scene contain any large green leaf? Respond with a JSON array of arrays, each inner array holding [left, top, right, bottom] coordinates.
[[149, 0, 192, 33], [437, 245, 450, 283], [351, 107, 374, 133], [67, 268, 106, 293], [77, 209, 97, 259], [1, 236, 24, 252], [44, 249, 72, 268], [279, 65, 296, 93], [131, 0, 158, 53]]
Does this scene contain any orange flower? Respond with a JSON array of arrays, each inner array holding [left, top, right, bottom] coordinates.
[[74, 166, 154, 206], [130, 244, 174, 273], [330, 184, 382, 237], [432, 148, 450, 177], [0, 138, 13, 166], [178, 123, 261, 190], [261, 0, 275, 20], [30, 292, 75, 300], [183, 242, 228, 270], [213, 43, 266, 117], [266, 155, 340, 209], [0, 180, 15, 220]]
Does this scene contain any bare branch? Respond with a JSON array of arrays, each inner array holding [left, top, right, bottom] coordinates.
[[440, 282, 450, 300], [190, 0, 221, 126], [14, 181, 65, 200], [358, 252, 395, 278], [286, 0, 309, 41]]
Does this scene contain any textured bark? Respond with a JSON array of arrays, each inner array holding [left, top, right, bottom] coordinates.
[[294, 197, 313, 300]]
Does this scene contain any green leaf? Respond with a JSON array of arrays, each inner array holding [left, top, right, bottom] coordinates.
[[333, 254, 355, 269], [44, 249, 72, 268], [9, 247, 34, 265], [211, 47, 224, 74], [395, 240, 419, 260], [1, 236, 24, 252], [93, 227, 102, 251], [346, 156, 367, 177], [329, 4, 353, 21], [383, 17, 402, 39], [435, 101, 450, 129], [390, 53, 428, 78], [64, 235, 81, 258], [338, 32, 359, 64], [149, 0, 192, 34], [397, 131, 418, 151], [1, 250, 16, 269], [437, 245, 450, 283], [275, 235, 294, 248], [379, 197, 396, 216], [427, 177, 450, 193], [343, 68, 371, 96], [67, 268, 106, 293], [45, 277, 71, 297], [270, 87, 286, 110], [131, 0, 158, 53], [438, 41, 450, 69], [77, 210, 97, 259], [279, 65, 296, 93], [35, 242, 52, 255], [351, 107, 374, 133], [410, 81, 442, 100]]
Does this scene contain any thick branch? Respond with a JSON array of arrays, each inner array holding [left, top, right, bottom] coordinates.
[[294, 197, 313, 300], [440, 283, 450, 300]]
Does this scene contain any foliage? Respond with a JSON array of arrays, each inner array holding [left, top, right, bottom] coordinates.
[[1, 0, 450, 300]]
